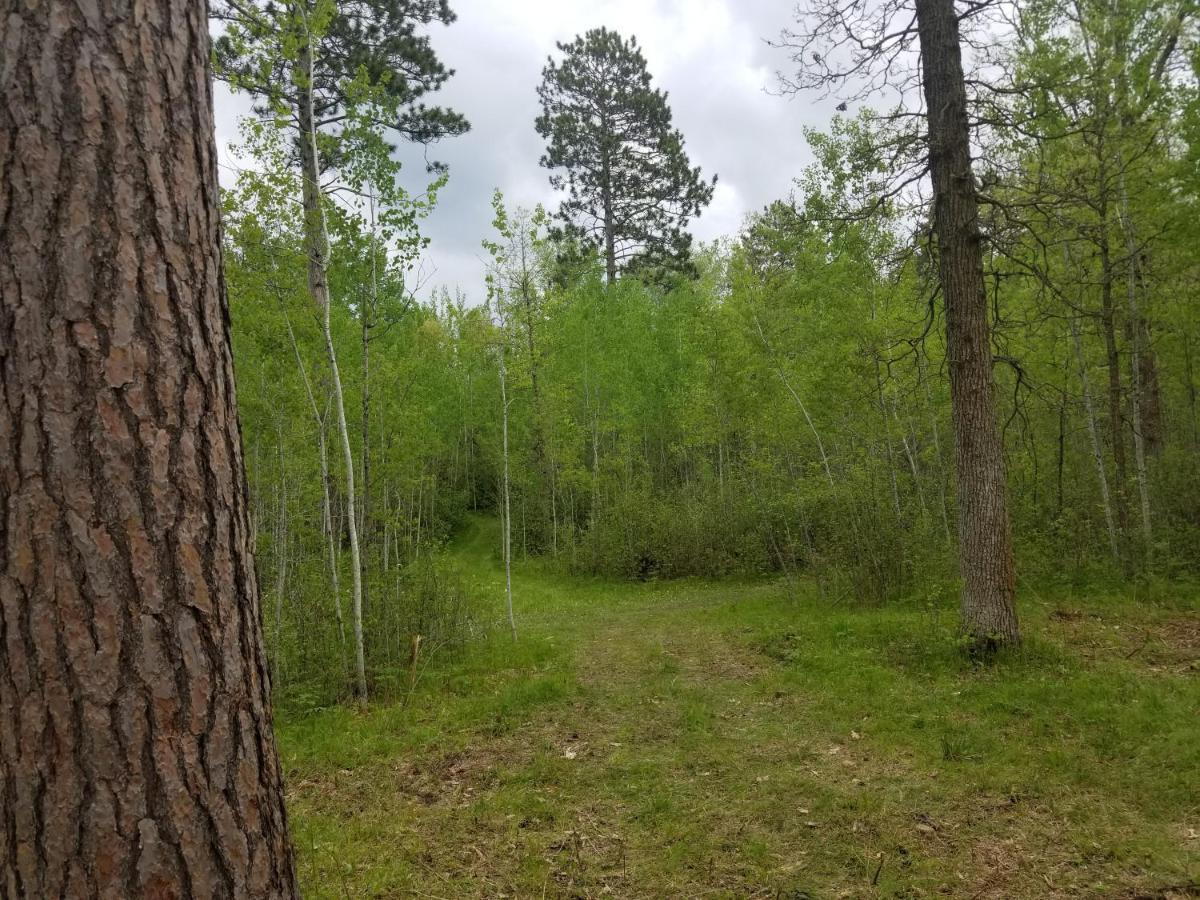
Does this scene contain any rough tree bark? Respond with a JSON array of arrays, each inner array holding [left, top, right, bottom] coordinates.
[[915, 0, 1020, 647], [0, 0, 299, 895]]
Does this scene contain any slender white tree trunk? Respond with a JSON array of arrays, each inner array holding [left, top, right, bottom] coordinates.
[[900, 431, 930, 519], [551, 468, 559, 555], [751, 309, 835, 488], [875, 362, 903, 519], [499, 348, 517, 641], [1116, 170, 1153, 555], [274, 438, 289, 684], [281, 305, 349, 679], [323, 291, 367, 698], [299, 24, 367, 698], [1070, 316, 1121, 565]]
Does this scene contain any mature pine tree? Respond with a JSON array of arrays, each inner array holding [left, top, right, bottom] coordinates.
[[213, 0, 469, 157], [536, 28, 716, 281], [1, 0, 297, 893]]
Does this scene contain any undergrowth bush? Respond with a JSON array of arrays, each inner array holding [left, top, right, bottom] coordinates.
[[273, 553, 482, 710], [568, 475, 955, 604]]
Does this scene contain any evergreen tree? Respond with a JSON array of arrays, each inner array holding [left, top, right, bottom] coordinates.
[[535, 27, 716, 281], [213, 0, 469, 161]]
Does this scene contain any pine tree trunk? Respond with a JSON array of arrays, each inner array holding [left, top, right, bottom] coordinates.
[[915, 0, 1019, 647], [0, 0, 298, 893], [602, 152, 617, 282]]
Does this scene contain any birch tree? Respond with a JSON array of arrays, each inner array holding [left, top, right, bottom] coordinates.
[[218, 3, 448, 698]]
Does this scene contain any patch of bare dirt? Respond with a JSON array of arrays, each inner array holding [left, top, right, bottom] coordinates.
[[1138, 617, 1200, 674], [387, 746, 514, 806], [1046, 608, 1200, 674]]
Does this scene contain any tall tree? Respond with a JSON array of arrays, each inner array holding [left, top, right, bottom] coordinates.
[[213, 0, 468, 154], [484, 192, 556, 548], [777, 0, 1021, 647], [0, 0, 297, 894], [536, 27, 716, 281], [915, 0, 1019, 646], [216, 0, 454, 698]]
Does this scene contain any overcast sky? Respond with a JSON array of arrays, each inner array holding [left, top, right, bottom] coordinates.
[[212, 0, 840, 303]]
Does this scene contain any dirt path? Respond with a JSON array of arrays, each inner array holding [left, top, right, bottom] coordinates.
[[280, 519, 1200, 899]]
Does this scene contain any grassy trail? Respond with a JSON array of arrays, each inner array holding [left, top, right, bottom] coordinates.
[[279, 517, 1199, 898]]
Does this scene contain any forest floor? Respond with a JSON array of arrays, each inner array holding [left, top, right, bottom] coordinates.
[[277, 517, 1199, 898]]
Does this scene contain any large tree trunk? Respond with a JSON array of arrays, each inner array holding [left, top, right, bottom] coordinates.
[[915, 0, 1019, 647], [0, 0, 298, 894]]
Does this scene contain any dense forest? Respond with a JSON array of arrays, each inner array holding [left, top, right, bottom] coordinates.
[[214, 0, 1200, 698], [2, 0, 1197, 896]]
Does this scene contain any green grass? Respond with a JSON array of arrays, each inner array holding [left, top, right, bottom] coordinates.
[[277, 516, 1200, 898]]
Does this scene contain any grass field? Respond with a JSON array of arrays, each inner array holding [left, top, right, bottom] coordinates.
[[276, 517, 1199, 898]]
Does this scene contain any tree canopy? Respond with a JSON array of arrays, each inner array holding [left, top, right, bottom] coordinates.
[[536, 27, 716, 281]]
